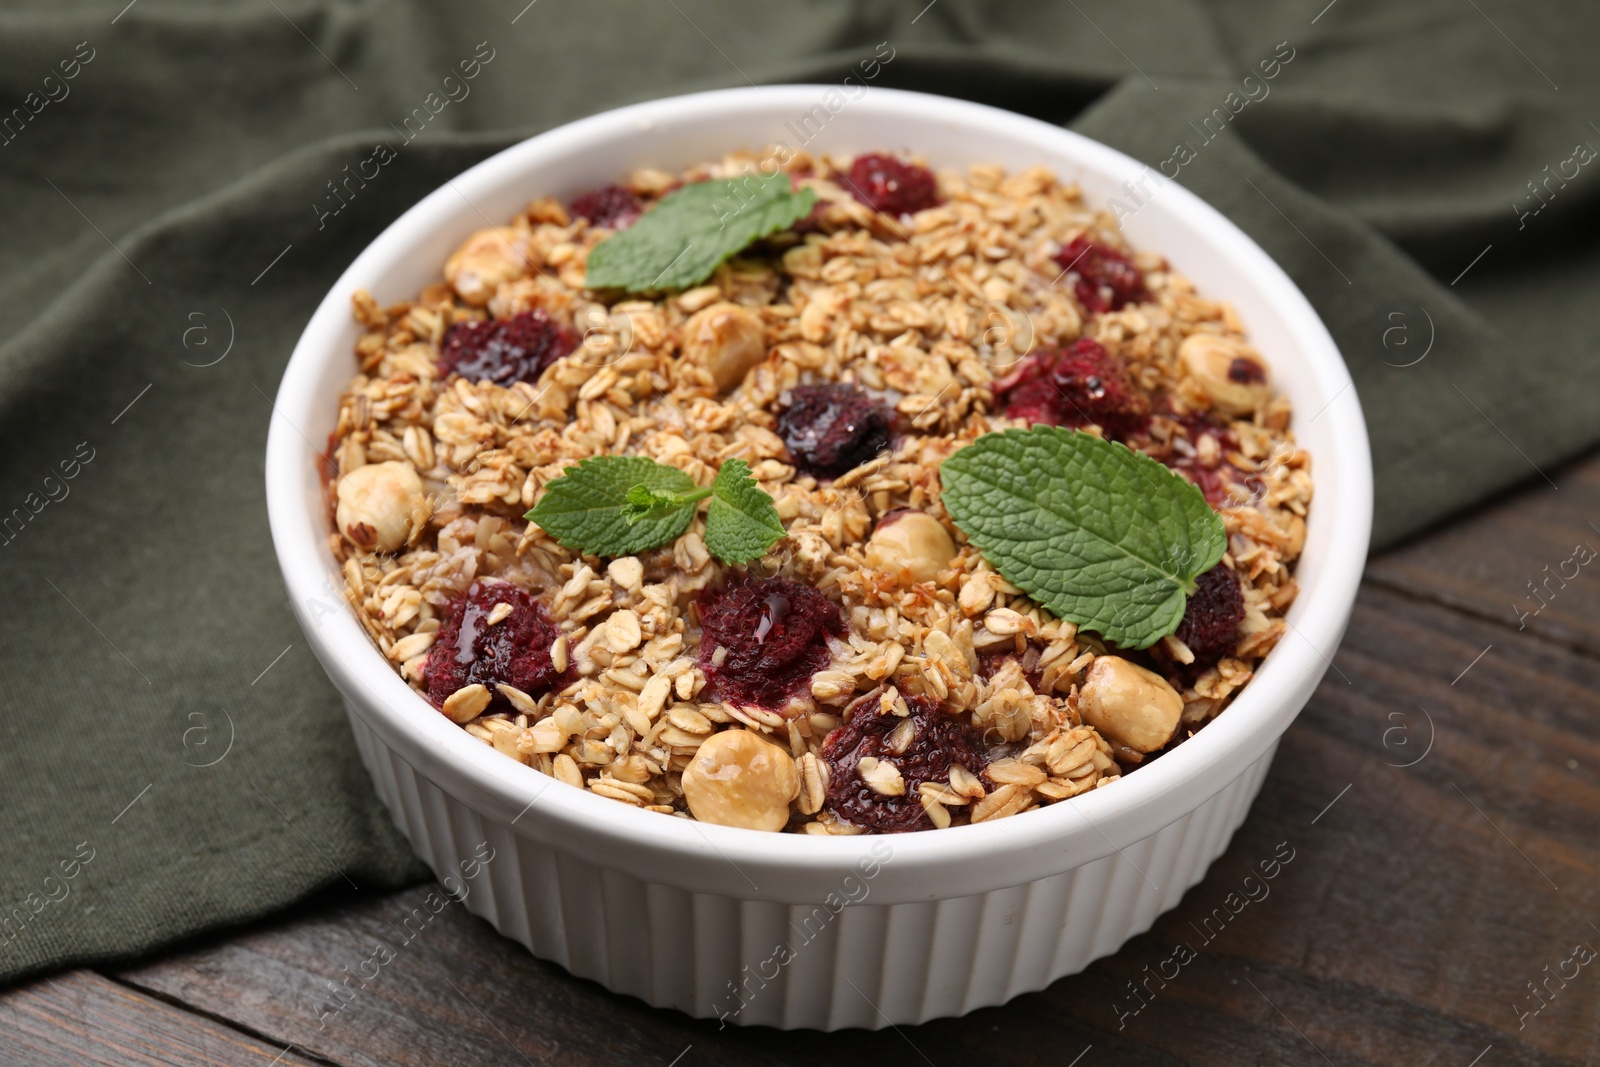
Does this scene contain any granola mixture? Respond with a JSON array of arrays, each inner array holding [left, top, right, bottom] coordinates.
[[324, 148, 1312, 834]]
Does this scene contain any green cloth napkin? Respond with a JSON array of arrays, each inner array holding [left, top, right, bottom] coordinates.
[[3, 0, 1595, 983]]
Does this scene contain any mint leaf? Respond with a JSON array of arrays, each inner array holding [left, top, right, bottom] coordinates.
[[704, 457, 786, 564], [940, 427, 1226, 649], [623, 484, 674, 519], [529, 454, 784, 563], [528, 456, 703, 558], [584, 174, 817, 294], [622, 483, 711, 525]]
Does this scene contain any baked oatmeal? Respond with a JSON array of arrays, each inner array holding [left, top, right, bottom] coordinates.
[[323, 147, 1312, 835]]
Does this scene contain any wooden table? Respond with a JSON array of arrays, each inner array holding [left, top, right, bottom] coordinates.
[[7, 457, 1599, 1066]]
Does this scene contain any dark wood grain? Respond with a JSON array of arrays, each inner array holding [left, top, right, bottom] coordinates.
[[1368, 453, 1600, 657], [0, 970, 323, 1066], [8, 453, 1600, 1065]]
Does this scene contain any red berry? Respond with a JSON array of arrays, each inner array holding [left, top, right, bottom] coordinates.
[[570, 183, 643, 229], [790, 198, 827, 234], [993, 338, 1150, 438], [438, 309, 577, 387], [424, 581, 569, 713], [843, 153, 940, 217], [776, 384, 893, 478], [697, 575, 844, 710], [1161, 412, 1254, 507], [1175, 563, 1245, 666], [1228, 357, 1267, 384], [821, 693, 989, 833], [1054, 237, 1148, 313]]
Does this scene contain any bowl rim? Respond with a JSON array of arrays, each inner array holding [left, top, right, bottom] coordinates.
[[266, 84, 1371, 885]]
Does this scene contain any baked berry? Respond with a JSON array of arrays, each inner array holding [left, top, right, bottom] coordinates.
[[1228, 357, 1267, 385], [992, 338, 1150, 437], [1174, 563, 1245, 666], [776, 383, 893, 478], [697, 575, 844, 710], [1054, 236, 1149, 313], [843, 152, 940, 216], [977, 649, 1043, 690], [438, 309, 578, 387], [1161, 411, 1251, 508], [821, 693, 989, 833], [790, 197, 827, 234], [570, 183, 643, 229], [424, 581, 569, 712]]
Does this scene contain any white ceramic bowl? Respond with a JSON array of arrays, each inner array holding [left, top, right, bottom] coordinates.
[[266, 86, 1371, 1030]]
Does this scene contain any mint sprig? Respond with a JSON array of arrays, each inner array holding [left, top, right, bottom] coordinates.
[[623, 483, 711, 525], [705, 458, 786, 564], [583, 173, 816, 294], [527, 456, 702, 558], [528, 454, 787, 563], [940, 427, 1227, 649]]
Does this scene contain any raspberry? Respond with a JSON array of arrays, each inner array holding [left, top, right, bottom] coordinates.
[[821, 693, 989, 833], [992, 338, 1150, 438], [697, 575, 844, 710], [1174, 563, 1245, 666], [776, 384, 893, 478], [570, 183, 643, 229], [437, 309, 577, 387], [843, 153, 940, 217], [424, 581, 569, 712], [1054, 236, 1149, 313]]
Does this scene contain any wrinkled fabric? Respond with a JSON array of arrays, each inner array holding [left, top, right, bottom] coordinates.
[[1, 0, 1594, 982]]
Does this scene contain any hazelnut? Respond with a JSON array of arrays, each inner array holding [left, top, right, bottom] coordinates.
[[681, 302, 766, 392], [680, 729, 799, 832], [445, 226, 532, 306], [1178, 334, 1271, 417], [865, 510, 957, 583], [335, 460, 430, 554], [1077, 655, 1183, 753]]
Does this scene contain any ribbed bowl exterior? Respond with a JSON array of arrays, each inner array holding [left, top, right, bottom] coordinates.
[[348, 704, 1276, 1030]]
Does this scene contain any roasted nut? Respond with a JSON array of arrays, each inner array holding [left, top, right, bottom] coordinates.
[[864, 510, 956, 583], [681, 302, 766, 391], [1179, 334, 1271, 417], [680, 729, 799, 831], [335, 461, 429, 554], [444, 226, 532, 306], [1077, 655, 1183, 753]]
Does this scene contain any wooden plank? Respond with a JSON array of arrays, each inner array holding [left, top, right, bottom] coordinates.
[[0, 970, 321, 1067], [110, 584, 1600, 1065], [1032, 583, 1600, 1066], [1367, 449, 1600, 656]]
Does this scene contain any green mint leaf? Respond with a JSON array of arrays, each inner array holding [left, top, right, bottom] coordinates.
[[940, 427, 1227, 649], [704, 457, 786, 564], [621, 483, 710, 525], [528, 455, 703, 558], [584, 174, 817, 294]]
